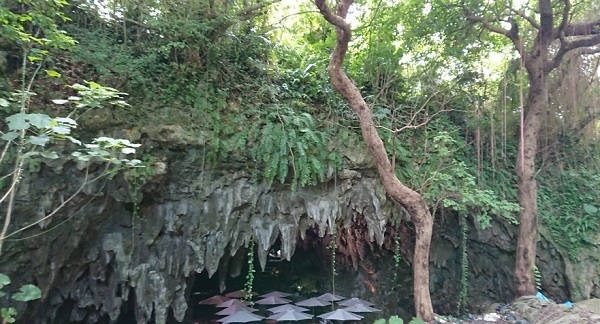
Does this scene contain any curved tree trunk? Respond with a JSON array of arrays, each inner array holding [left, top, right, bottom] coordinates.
[[314, 0, 434, 321]]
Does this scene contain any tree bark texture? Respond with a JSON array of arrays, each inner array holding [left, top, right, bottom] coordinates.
[[314, 0, 434, 321], [515, 51, 548, 296]]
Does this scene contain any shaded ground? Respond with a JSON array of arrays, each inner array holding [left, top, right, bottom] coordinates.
[[435, 296, 600, 324]]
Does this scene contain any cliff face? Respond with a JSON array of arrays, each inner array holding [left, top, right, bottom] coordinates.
[[0, 129, 595, 323]]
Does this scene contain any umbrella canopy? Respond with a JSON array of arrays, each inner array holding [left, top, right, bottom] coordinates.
[[295, 298, 330, 307], [267, 310, 314, 322], [217, 299, 251, 308], [260, 291, 293, 298], [255, 296, 292, 305], [337, 297, 374, 307], [216, 305, 258, 316], [267, 304, 310, 314], [199, 295, 231, 305], [225, 290, 257, 299], [218, 310, 264, 323], [316, 293, 345, 302], [341, 304, 381, 313], [318, 309, 363, 321]]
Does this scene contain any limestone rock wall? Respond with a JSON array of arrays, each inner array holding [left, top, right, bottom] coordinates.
[[0, 141, 596, 323]]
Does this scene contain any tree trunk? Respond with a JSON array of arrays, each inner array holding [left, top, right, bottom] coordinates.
[[514, 54, 547, 296], [314, 0, 434, 321]]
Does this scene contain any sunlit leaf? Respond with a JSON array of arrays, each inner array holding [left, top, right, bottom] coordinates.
[[27, 114, 52, 128], [65, 136, 81, 145], [6, 113, 30, 130], [2, 131, 19, 142], [45, 70, 61, 78], [121, 147, 136, 154], [51, 99, 69, 105], [28, 135, 50, 146], [40, 151, 59, 159], [51, 125, 71, 135], [0, 98, 9, 107], [54, 117, 77, 126]]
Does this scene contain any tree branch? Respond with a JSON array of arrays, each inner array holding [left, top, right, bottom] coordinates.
[[238, 0, 282, 21], [463, 8, 524, 57], [509, 7, 540, 30], [555, 0, 571, 37], [547, 34, 600, 71], [561, 19, 600, 37]]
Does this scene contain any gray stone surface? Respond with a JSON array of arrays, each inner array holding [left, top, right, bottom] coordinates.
[[0, 140, 597, 323]]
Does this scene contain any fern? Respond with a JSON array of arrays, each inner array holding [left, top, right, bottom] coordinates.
[[252, 105, 339, 190]]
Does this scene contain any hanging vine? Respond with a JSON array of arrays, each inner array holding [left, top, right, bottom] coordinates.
[[328, 221, 338, 295], [456, 214, 469, 315], [243, 240, 256, 303], [392, 227, 401, 288]]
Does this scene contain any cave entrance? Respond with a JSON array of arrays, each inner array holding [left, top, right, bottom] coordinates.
[[187, 228, 332, 323]]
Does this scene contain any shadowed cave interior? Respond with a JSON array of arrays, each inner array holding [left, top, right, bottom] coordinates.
[[115, 227, 351, 324]]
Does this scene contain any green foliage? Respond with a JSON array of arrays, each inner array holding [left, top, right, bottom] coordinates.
[[0, 273, 41, 323], [1, 82, 141, 166], [392, 229, 401, 286], [407, 130, 519, 229], [243, 241, 255, 303], [533, 265, 542, 291], [0, 0, 76, 49], [388, 315, 404, 324], [328, 221, 338, 293], [252, 106, 340, 190], [373, 315, 427, 324], [11, 284, 41, 302], [539, 169, 600, 258]]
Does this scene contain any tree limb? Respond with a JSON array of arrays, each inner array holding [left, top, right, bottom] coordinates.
[[547, 34, 600, 71], [238, 0, 282, 21], [561, 19, 600, 37], [463, 8, 524, 56], [555, 0, 571, 37], [509, 7, 540, 30]]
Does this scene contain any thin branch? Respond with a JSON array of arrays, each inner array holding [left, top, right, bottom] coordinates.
[[509, 7, 540, 30], [556, 0, 571, 36], [238, 0, 282, 20], [395, 109, 448, 133], [1, 163, 118, 241], [463, 8, 524, 56]]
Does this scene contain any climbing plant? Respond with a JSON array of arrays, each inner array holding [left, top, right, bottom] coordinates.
[[243, 240, 256, 303]]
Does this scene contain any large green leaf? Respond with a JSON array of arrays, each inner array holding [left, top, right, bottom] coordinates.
[[27, 113, 52, 128], [583, 204, 598, 215], [0, 273, 11, 289], [6, 113, 30, 130], [2, 131, 19, 142], [12, 284, 41, 302], [28, 135, 50, 146], [389, 315, 404, 324]]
